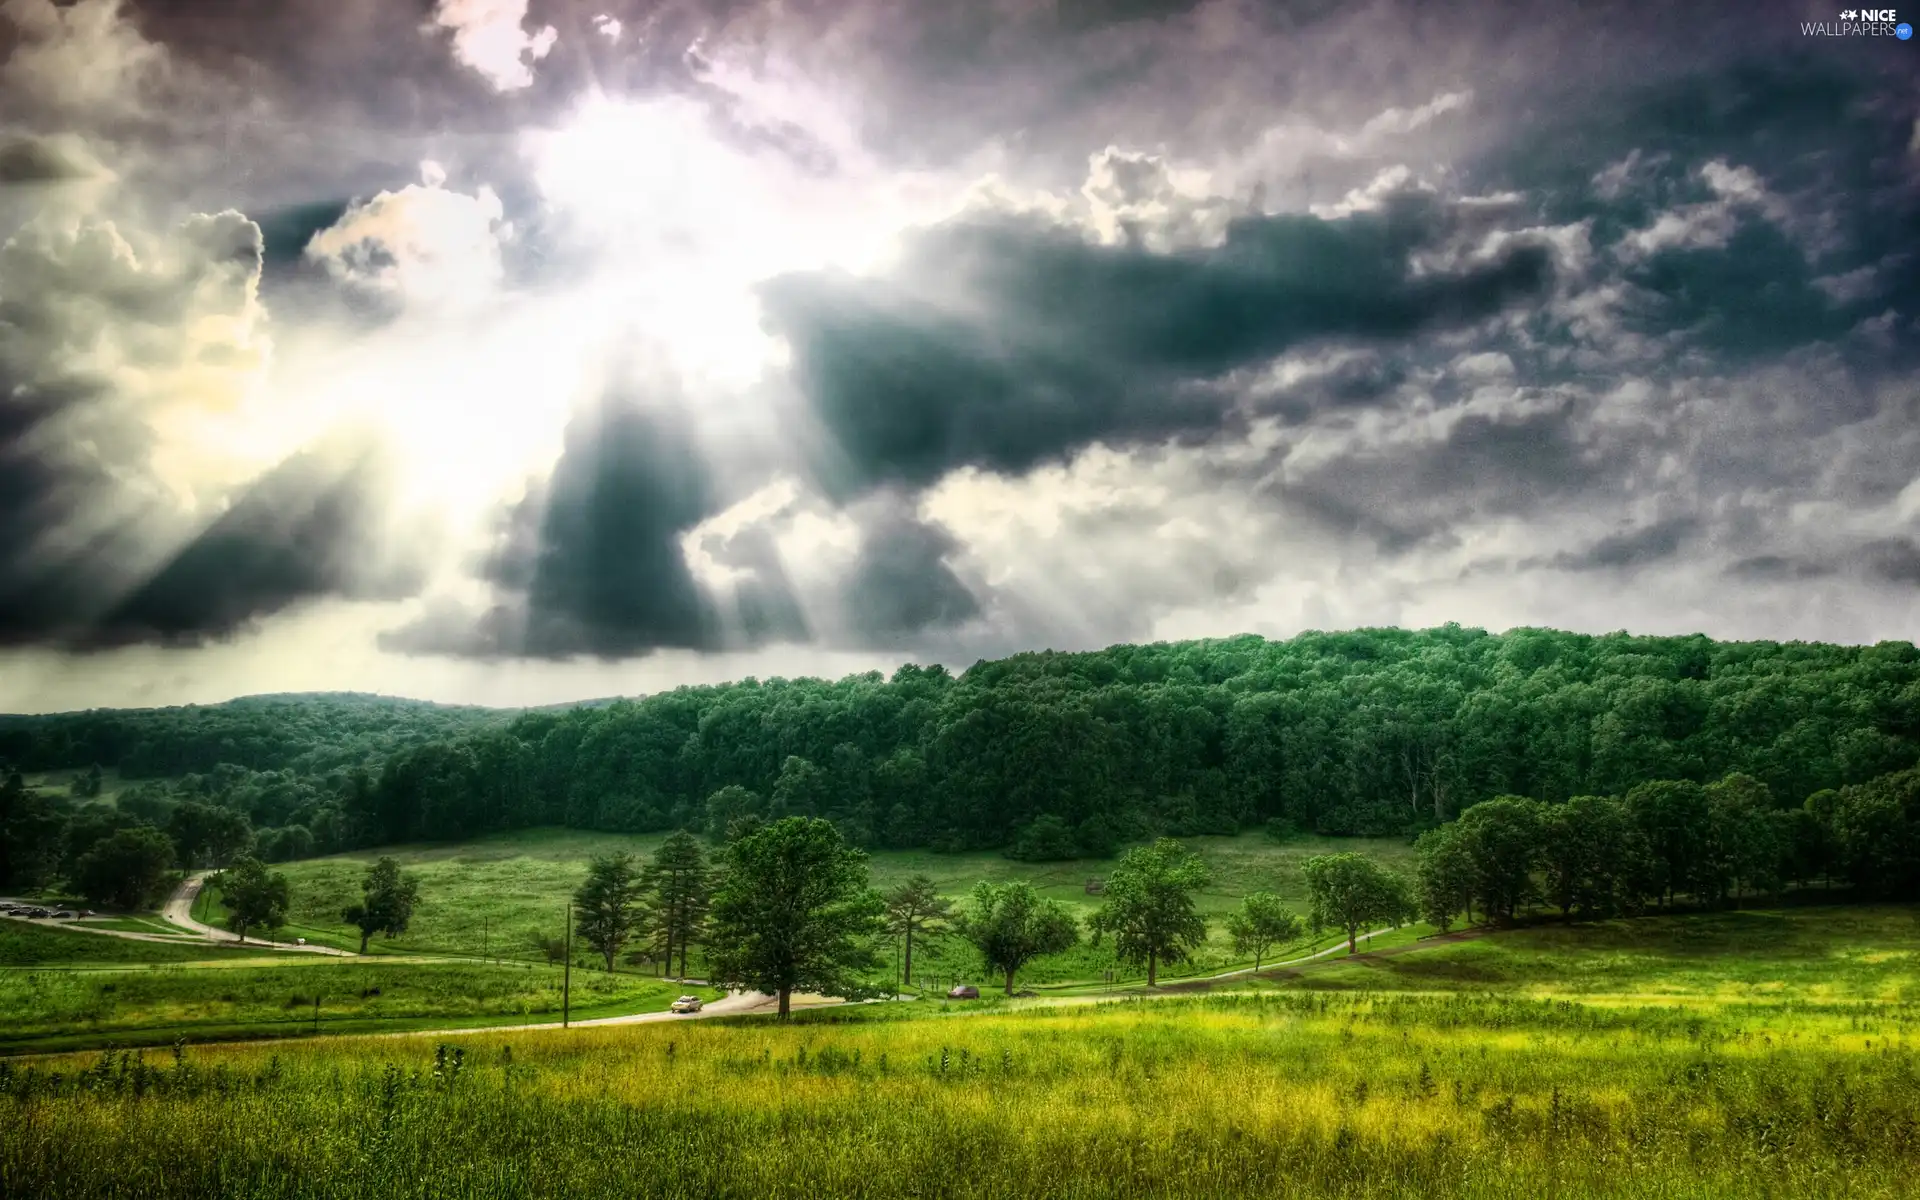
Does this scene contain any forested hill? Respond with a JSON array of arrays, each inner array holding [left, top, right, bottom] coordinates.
[[0, 693, 509, 778], [6, 626, 1920, 862]]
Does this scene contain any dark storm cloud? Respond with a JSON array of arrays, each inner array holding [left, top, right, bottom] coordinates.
[[838, 506, 981, 644], [1726, 555, 1833, 583], [0, 440, 414, 649], [85, 447, 418, 648], [386, 391, 737, 660], [1547, 517, 1698, 572], [0, 132, 102, 183], [763, 200, 1553, 494], [1858, 538, 1920, 586]]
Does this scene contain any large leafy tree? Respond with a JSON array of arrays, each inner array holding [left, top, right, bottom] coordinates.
[[215, 855, 290, 944], [1413, 824, 1473, 931], [1224, 891, 1302, 972], [956, 881, 1079, 995], [1302, 853, 1410, 955], [644, 832, 711, 979], [883, 874, 953, 993], [1088, 837, 1211, 986], [341, 857, 422, 955], [1453, 797, 1544, 923], [706, 817, 885, 1016], [73, 826, 176, 911], [574, 852, 645, 972]]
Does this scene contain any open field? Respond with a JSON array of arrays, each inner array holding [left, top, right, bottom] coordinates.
[[0, 959, 723, 1055], [256, 828, 1418, 982], [4, 942, 1917, 1199]]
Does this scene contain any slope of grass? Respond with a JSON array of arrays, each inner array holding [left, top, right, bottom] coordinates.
[[1272, 906, 1920, 1003], [0, 921, 271, 968]]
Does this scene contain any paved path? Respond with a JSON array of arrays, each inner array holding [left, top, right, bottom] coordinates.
[[161, 873, 353, 956]]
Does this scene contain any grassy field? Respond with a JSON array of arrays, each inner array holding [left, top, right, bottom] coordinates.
[[258, 828, 1418, 984], [1280, 907, 1920, 1003], [0, 959, 723, 1054], [3, 912, 1917, 1199], [0, 921, 276, 968]]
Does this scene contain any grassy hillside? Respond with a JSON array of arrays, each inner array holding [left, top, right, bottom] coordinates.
[[258, 829, 1419, 982], [0, 921, 275, 968], [5, 907, 1916, 1199], [1277, 906, 1920, 1002]]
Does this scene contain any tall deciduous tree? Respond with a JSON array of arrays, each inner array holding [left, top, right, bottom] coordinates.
[[645, 832, 711, 979], [1453, 796, 1543, 923], [706, 817, 885, 1017], [957, 881, 1079, 996], [574, 852, 644, 972], [73, 826, 176, 911], [882, 874, 953, 992], [1224, 891, 1302, 972], [1088, 837, 1211, 986], [216, 855, 289, 944], [341, 857, 422, 954], [1413, 824, 1473, 931], [1303, 853, 1410, 955]]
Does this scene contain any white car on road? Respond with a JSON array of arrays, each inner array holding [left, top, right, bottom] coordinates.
[[670, 995, 704, 1014]]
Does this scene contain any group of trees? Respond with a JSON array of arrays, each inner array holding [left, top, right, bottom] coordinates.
[[569, 834, 718, 976], [1409, 765, 1920, 930]]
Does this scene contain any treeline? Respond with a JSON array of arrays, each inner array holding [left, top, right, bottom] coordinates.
[[1415, 766, 1920, 923], [6, 627, 1920, 871], [336, 626, 1920, 854], [0, 693, 505, 779]]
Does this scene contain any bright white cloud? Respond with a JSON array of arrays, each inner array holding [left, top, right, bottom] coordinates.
[[304, 168, 511, 307], [430, 0, 558, 92]]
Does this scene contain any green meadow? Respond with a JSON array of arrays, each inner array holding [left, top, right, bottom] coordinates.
[[251, 828, 1418, 982], [0, 958, 722, 1055], [3, 918, 1917, 1200]]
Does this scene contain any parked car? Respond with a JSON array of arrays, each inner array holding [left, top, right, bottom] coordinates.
[[670, 995, 704, 1014], [25, 909, 48, 919], [50, 911, 78, 919], [947, 985, 980, 1000]]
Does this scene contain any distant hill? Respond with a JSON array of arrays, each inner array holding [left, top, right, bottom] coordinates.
[[0, 691, 513, 778]]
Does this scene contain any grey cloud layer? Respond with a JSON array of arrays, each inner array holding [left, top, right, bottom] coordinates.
[[3, 0, 1918, 667]]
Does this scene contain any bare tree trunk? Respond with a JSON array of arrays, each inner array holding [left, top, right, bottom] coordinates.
[[777, 987, 791, 1019], [678, 936, 688, 980], [1148, 949, 1158, 987], [359, 930, 370, 955], [1005, 968, 1015, 996], [1347, 926, 1358, 954]]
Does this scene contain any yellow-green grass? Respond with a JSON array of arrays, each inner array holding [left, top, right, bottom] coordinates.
[[1269, 907, 1920, 1005], [260, 828, 1417, 983], [0, 959, 722, 1055], [0, 921, 278, 968], [5, 980, 1918, 1199]]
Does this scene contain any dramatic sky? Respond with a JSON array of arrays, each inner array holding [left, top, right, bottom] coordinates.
[[0, 0, 1916, 711]]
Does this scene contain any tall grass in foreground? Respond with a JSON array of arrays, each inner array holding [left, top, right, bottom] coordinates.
[[4, 993, 1919, 1198]]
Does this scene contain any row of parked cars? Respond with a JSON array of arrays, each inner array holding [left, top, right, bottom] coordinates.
[[1, 903, 94, 920]]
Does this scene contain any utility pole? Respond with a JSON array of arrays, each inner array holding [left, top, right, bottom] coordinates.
[[562, 903, 572, 1029]]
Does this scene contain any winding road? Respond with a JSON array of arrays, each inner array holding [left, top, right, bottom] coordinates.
[[161, 872, 352, 955]]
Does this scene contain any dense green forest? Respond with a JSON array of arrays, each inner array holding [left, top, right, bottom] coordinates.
[[6, 626, 1920, 904]]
